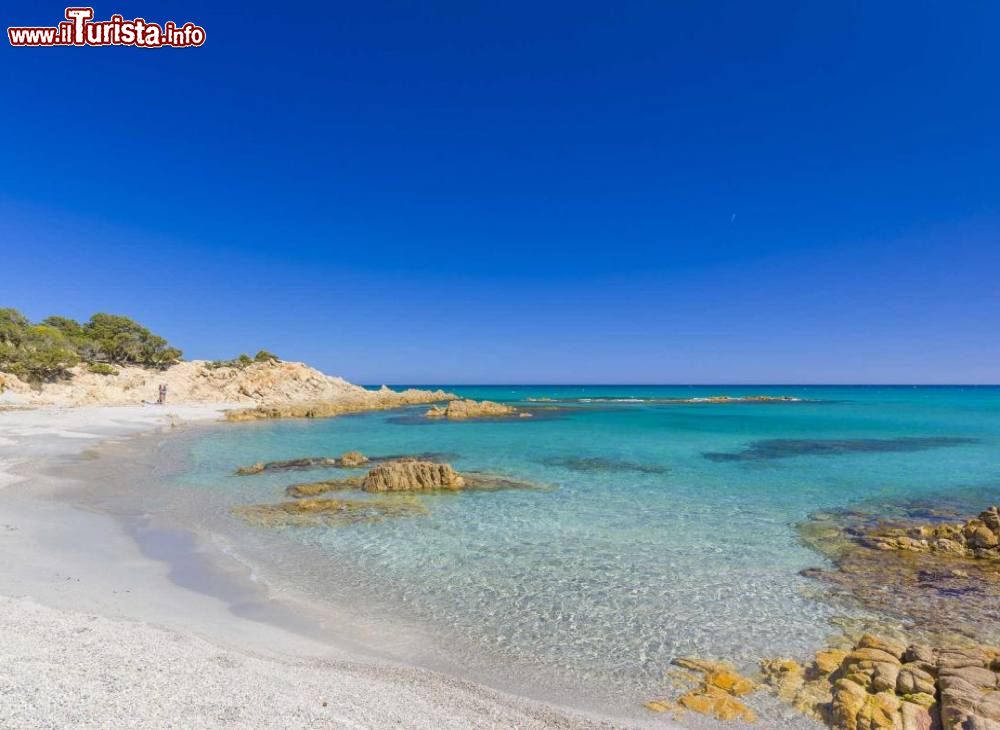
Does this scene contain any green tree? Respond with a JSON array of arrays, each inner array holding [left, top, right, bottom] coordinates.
[[0, 324, 80, 381], [83, 313, 182, 367], [254, 350, 279, 362], [41, 315, 96, 358], [0, 308, 30, 346]]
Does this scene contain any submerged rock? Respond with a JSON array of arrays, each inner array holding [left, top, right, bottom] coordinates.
[[678, 685, 756, 722], [285, 478, 362, 498], [704, 437, 978, 463], [235, 457, 339, 475], [425, 399, 521, 420], [231, 496, 428, 528], [538, 455, 668, 475], [798, 508, 1000, 644], [646, 658, 758, 722]]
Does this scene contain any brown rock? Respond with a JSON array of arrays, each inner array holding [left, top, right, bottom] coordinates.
[[815, 649, 849, 675], [234, 456, 339, 475], [643, 699, 682, 714], [904, 644, 937, 667], [339, 451, 368, 467], [897, 665, 936, 696], [859, 635, 907, 660], [832, 678, 869, 728], [938, 649, 990, 670], [426, 399, 519, 420], [672, 657, 734, 675], [871, 662, 901, 693], [678, 685, 756, 722], [981, 507, 1000, 533], [761, 658, 805, 702], [362, 459, 466, 492], [968, 525, 999, 549], [939, 665, 998, 690], [848, 647, 904, 666], [900, 700, 934, 730], [705, 670, 755, 696]]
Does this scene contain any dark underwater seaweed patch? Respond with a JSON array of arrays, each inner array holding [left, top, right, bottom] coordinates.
[[703, 436, 978, 462], [539, 455, 669, 475]]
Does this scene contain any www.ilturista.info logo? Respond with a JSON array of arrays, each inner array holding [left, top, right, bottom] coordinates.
[[8, 7, 206, 48]]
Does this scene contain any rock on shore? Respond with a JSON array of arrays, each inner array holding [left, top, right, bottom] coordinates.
[[0, 359, 456, 411], [762, 633, 1000, 730], [645, 658, 757, 722], [425, 399, 523, 420], [799, 507, 1000, 645], [865, 506, 1000, 560]]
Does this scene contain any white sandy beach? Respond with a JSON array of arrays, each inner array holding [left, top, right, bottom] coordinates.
[[0, 404, 645, 729]]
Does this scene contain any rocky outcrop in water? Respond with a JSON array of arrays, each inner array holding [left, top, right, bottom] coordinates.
[[283, 460, 464, 495], [761, 633, 1000, 730], [363, 459, 466, 492], [865, 506, 1000, 560], [285, 460, 546, 498], [285, 479, 362, 498], [799, 508, 1000, 644], [235, 452, 370, 476], [236, 457, 338, 475], [425, 399, 523, 420]]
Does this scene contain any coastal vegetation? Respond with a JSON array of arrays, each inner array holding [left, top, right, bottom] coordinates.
[[0, 308, 181, 382], [207, 350, 280, 370]]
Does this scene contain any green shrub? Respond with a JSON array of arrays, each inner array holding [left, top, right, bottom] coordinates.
[[87, 362, 119, 376], [0, 323, 80, 382], [254, 350, 279, 363], [208, 353, 258, 370]]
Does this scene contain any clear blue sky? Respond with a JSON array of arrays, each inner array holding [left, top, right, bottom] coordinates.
[[2, 1, 998, 383]]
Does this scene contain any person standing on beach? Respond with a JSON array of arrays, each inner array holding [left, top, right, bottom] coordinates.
[[158, 383, 167, 405]]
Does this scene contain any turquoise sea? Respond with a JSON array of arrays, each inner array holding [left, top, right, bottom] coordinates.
[[167, 386, 1000, 725]]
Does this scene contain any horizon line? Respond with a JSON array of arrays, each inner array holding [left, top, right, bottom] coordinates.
[[367, 383, 1000, 388]]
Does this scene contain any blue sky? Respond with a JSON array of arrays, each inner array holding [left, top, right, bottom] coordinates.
[[1, 1, 998, 383]]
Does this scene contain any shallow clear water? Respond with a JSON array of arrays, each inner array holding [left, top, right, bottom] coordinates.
[[171, 386, 1000, 723]]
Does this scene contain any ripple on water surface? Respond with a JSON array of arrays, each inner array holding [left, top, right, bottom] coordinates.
[[170, 386, 1000, 723]]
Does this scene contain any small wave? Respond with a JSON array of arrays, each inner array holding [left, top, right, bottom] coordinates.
[[527, 395, 805, 405]]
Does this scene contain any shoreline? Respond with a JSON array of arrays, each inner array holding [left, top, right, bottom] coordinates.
[[0, 404, 647, 729]]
